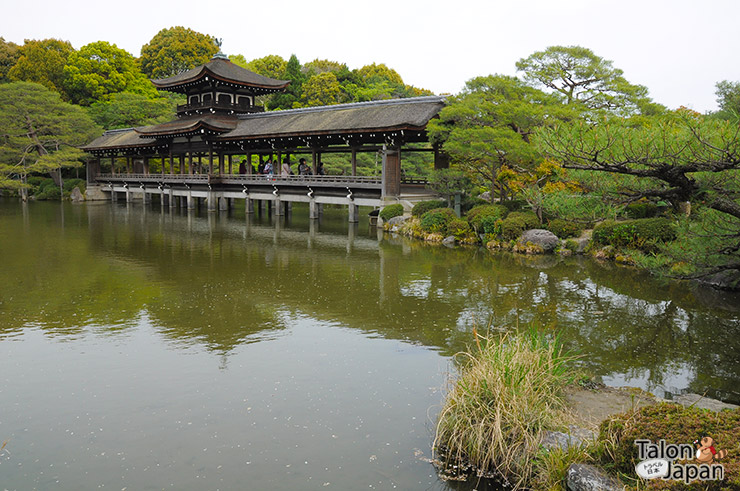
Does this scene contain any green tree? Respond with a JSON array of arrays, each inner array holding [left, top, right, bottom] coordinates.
[[712, 80, 740, 121], [268, 54, 305, 110], [139, 26, 219, 79], [538, 110, 740, 276], [228, 54, 248, 68], [62, 41, 156, 105], [0, 82, 101, 197], [246, 54, 287, 79], [87, 91, 177, 129], [356, 63, 403, 85], [0, 37, 20, 83], [299, 72, 341, 107], [8, 39, 74, 97], [516, 45, 658, 116], [427, 75, 576, 198]]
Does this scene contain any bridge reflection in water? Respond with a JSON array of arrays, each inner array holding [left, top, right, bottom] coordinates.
[[97, 173, 436, 222]]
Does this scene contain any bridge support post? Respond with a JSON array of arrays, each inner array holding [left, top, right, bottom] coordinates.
[[207, 192, 217, 212], [143, 190, 151, 205], [168, 188, 174, 207], [125, 189, 132, 203], [309, 200, 319, 219], [245, 198, 254, 214], [187, 191, 194, 209], [274, 197, 284, 216], [218, 196, 228, 211], [348, 203, 359, 223]]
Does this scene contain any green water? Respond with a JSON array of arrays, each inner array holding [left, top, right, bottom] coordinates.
[[1, 200, 738, 490]]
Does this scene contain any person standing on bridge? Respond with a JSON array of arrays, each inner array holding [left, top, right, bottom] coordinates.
[[264, 159, 273, 177], [298, 158, 312, 176], [281, 158, 292, 177]]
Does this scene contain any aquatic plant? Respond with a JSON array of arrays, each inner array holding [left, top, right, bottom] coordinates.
[[433, 328, 575, 488]]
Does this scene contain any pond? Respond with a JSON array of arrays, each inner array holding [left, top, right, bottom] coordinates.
[[1, 200, 738, 490]]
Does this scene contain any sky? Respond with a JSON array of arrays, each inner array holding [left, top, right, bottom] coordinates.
[[2, 0, 739, 113]]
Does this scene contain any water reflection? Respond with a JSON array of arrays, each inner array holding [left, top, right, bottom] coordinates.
[[1, 200, 739, 403]]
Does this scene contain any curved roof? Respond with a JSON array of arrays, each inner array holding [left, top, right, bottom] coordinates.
[[83, 128, 157, 152], [221, 96, 447, 140], [135, 115, 238, 137], [152, 57, 290, 92]]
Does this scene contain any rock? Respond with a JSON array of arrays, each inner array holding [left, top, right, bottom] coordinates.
[[70, 186, 85, 202], [698, 269, 740, 291], [386, 215, 409, 227], [442, 236, 456, 246], [672, 393, 739, 411], [541, 426, 595, 450], [479, 191, 492, 202], [518, 229, 559, 253], [567, 464, 623, 491], [84, 184, 108, 201]]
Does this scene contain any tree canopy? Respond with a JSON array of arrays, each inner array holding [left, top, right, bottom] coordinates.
[[0, 82, 101, 194], [139, 26, 219, 79], [86, 91, 178, 129], [427, 74, 577, 197], [713, 80, 740, 121], [62, 41, 156, 105], [0, 37, 20, 83], [516, 45, 658, 116], [8, 39, 74, 97]]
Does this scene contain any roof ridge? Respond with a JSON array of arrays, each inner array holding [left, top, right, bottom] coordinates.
[[238, 95, 446, 120], [103, 127, 135, 135]]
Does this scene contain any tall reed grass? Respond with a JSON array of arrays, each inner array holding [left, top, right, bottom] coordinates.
[[433, 328, 576, 489]]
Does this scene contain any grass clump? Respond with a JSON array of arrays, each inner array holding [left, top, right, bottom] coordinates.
[[378, 203, 404, 221], [592, 217, 676, 252], [434, 328, 575, 489]]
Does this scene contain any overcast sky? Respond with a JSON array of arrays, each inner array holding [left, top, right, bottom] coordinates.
[[3, 0, 739, 112]]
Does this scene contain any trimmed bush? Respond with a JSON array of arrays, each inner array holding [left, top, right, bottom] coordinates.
[[500, 215, 528, 240], [461, 196, 488, 214], [507, 211, 540, 229], [411, 199, 447, 218], [623, 201, 659, 219], [500, 199, 527, 212], [420, 207, 457, 233], [466, 204, 509, 233], [446, 218, 473, 240], [547, 219, 582, 239], [592, 217, 676, 251], [379, 204, 404, 221]]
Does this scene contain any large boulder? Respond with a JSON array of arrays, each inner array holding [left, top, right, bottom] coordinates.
[[567, 464, 623, 491], [70, 186, 85, 202], [518, 229, 559, 253]]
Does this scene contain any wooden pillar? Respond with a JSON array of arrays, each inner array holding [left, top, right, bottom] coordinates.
[[311, 149, 317, 174], [246, 152, 252, 174], [111, 156, 116, 176], [381, 145, 401, 198], [351, 148, 357, 176], [208, 147, 214, 176], [126, 157, 131, 174], [219, 154, 225, 175], [434, 144, 450, 170], [309, 200, 319, 220], [188, 152, 193, 174], [228, 154, 233, 175]]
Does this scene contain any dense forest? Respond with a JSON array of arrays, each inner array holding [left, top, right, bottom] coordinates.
[[1, 26, 739, 282]]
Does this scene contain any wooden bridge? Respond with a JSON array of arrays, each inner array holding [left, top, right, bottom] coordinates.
[[97, 172, 436, 221]]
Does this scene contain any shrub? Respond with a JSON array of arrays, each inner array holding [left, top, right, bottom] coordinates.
[[547, 219, 582, 239], [479, 216, 503, 235], [500, 199, 527, 212], [461, 196, 488, 214], [420, 207, 457, 233], [446, 218, 473, 240], [624, 200, 659, 219], [434, 329, 574, 488], [592, 217, 676, 251], [500, 215, 527, 240], [411, 200, 447, 218], [379, 204, 404, 221], [507, 211, 540, 229], [466, 204, 509, 233]]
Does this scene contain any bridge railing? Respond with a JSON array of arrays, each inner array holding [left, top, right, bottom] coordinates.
[[97, 173, 426, 185]]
